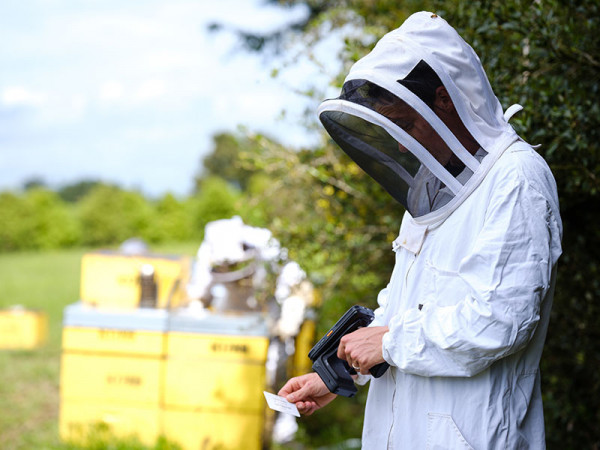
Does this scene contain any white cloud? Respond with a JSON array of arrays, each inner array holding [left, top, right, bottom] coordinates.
[[135, 79, 167, 102], [1, 86, 47, 107], [99, 81, 124, 103]]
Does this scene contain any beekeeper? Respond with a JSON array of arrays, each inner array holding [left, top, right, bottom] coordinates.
[[279, 11, 562, 449], [186, 216, 282, 308]]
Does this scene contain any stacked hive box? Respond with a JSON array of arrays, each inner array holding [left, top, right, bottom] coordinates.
[[59, 305, 271, 449], [60, 304, 169, 445], [163, 312, 270, 449]]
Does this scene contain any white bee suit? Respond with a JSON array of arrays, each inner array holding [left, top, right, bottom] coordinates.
[[364, 142, 562, 449], [317, 11, 562, 450]]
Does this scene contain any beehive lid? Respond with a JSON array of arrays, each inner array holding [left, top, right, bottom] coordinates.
[[167, 310, 269, 336], [63, 302, 170, 331]]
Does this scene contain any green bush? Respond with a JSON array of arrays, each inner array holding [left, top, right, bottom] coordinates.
[[188, 176, 242, 238], [0, 175, 250, 251], [145, 193, 195, 243], [0, 191, 33, 251], [25, 188, 82, 250], [77, 185, 155, 246], [0, 189, 81, 251]]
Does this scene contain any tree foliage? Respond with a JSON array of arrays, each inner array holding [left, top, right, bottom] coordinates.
[[0, 189, 81, 251], [146, 193, 195, 243], [78, 185, 155, 246], [0, 180, 242, 251], [196, 132, 261, 191], [189, 176, 242, 238], [58, 180, 103, 203]]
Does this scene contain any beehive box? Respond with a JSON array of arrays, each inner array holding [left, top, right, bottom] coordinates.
[[164, 312, 270, 449], [59, 304, 169, 445], [80, 251, 191, 309], [0, 307, 47, 349]]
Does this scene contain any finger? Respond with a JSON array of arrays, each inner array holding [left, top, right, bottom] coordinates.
[[277, 386, 290, 397], [348, 351, 360, 370], [296, 401, 308, 413], [278, 378, 298, 397], [304, 406, 317, 416], [357, 356, 370, 374], [301, 401, 318, 416], [286, 381, 315, 403], [296, 400, 315, 415], [337, 338, 346, 360]]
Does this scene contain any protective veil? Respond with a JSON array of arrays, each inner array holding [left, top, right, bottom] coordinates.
[[318, 12, 563, 449]]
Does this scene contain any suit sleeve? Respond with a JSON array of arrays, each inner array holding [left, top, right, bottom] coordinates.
[[381, 172, 562, 377]]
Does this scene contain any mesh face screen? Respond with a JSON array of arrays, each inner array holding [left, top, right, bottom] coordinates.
[[320, 109, 421, 210]]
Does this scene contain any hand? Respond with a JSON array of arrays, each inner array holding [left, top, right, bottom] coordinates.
[[337, 326, 389, 375], [278, 373, 337, 415]]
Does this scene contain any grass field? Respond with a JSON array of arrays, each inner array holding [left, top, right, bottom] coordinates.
[[0, 243, 198, 450]]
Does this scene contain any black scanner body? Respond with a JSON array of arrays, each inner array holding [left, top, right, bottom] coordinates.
[[308, 305, 390, 397]]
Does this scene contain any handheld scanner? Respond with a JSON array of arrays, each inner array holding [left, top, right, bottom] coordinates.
[[308, 305, 390, 397]]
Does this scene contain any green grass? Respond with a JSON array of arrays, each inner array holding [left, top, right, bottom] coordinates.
[[0, 244, 198, 450]]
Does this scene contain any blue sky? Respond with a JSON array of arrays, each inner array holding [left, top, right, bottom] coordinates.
[[0, 0, 341, 197]]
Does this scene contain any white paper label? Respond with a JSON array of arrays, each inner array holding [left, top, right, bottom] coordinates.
[[263, 391, 300, 417]]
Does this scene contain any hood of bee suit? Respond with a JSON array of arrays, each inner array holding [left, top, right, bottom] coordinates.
[[317, 11, 522, 223]]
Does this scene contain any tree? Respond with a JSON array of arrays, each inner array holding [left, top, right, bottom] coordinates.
[[78, 185, 155, 246], [23, 177, 47, 191], [24, 188, 81, 249], [146, 193, 195, 243], [188, 176, 242, 238], [58, 180, 102, 203], [195, 132, 262, 191], [0, 189, 81, 251], [0, 191, 35, 251]]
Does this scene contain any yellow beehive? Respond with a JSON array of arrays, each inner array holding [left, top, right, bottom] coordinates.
[[80, 251, 191, 309], [165, 332, 269, 411], [163, 312, 270, 449], [60, 305, 168, 445], [0, 308, 47, 349]]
